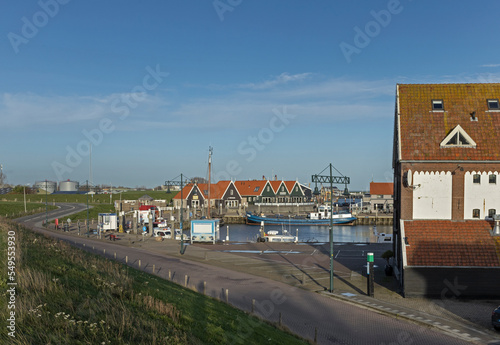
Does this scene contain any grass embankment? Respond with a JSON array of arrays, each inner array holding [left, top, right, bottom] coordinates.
[[0, 220, 309, 345], [0, 202, 58, 219], [0, 191, 176, 205]]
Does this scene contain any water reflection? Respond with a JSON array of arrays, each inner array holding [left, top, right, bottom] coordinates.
[[221, 224, 392, 243]]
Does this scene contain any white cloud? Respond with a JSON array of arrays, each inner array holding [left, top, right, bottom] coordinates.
[[481, 64, 500, 68], [0, 75, 396, 132]]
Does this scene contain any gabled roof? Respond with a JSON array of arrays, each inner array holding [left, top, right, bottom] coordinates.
[[283, 181, 295, 192], [234, 180, 268, 196], [397, 83, 500, 161], [370, 182, 393, 195], [172, 184, 196, 200], [269, 180, 283, 193], [403, 220, 500, 267]]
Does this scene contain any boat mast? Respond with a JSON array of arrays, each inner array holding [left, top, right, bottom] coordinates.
[[208, 146, 213, 219]]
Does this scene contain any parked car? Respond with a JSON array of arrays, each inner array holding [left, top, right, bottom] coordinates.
[[492, 305, 500, 331]]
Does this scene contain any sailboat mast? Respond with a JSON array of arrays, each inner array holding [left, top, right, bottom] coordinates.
[[208, 147, 213, 219]]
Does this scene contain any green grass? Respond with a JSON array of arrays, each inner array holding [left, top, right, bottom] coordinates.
[[0, 220, 310, 345], [0, 202, 58, 219], [0, 191, 177, 205]]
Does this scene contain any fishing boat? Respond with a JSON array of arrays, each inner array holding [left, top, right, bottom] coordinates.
[[246, 204, 356, 226]]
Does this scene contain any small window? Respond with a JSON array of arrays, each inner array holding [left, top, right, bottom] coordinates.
[[489, 174, 497, 184], [230, 189, 233, 196], [487, 99, 499, 110], [472, 209, 480, 218], [473, 174, 481, 184], [488, 209, 496, 218], [432, 99, 444, 111], [254, 186, 260, 192]]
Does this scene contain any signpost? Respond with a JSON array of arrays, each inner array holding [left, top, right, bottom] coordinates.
[[367, 252, 374, 297]]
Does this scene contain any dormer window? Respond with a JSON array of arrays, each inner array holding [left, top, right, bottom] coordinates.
[[440, 125, 477, 148], [487, 99, 499, 110], [432, 99, 444, 111]]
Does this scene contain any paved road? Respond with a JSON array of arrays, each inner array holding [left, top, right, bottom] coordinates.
[[15, 204, 495, 345]]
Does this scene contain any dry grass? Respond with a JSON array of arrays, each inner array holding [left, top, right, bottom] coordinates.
[[0, 218, 309, 345]]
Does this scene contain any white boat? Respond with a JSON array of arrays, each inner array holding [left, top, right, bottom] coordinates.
[[308, 204, 356, 222], [257, 221, 298, 243], [154, 227, 172, 239]]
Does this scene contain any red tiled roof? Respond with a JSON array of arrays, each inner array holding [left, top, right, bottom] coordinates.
[[370, 182, 393, 195], [173, 181, 233, 200], [284, 181, 297, 193], [397, 83, 500, 161], [403, 220, 500, 267], [234, 180, 267, 196], [269, 181, 282, 193], [172, 184, 195, 200]]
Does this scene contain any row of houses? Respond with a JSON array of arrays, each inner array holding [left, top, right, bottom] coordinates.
[[172, 180, 313, 211]]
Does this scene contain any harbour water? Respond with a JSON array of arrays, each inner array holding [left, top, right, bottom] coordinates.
[[220, 223, 393, 243]]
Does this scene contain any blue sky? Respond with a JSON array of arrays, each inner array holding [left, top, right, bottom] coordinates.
[[1, 0, 500, 191]]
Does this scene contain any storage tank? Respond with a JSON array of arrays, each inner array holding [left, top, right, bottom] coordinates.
[[34, 181, 57, 194], [59, 179, 79, 192]]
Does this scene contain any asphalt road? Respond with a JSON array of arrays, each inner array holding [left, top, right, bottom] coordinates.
[[16, 204, 478, 345]]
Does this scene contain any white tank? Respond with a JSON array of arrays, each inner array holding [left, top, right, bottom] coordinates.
[[59, 180, 80, 192], [34, 181, 57, 194]]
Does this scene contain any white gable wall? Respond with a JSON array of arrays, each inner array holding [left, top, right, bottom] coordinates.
[[464, 171, 500, 219], [413, 171, 452, 219]]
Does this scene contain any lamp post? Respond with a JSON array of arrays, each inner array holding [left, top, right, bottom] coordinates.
[[45, 180, 48, 226], [86, 180, 89, 237], [312, 163, 350, 293], [165, 174, 190, 255]]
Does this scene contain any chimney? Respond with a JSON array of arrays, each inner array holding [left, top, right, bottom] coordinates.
[[492, 215, 500, 236]]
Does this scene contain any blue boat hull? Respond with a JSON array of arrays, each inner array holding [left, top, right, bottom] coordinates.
[[246, 212, 356, 226]]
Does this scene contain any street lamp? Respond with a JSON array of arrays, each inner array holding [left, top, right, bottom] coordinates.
[[45, 180, 48, 226], [165, 174, 190, 254], [312, 163, 350, 293]]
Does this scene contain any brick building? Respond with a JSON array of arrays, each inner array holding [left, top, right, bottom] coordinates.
[[393, 83, 500, 297]]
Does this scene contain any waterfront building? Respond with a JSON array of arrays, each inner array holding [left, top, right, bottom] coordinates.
[[369, 182, 394, 213], [393, 83, 500, 297]]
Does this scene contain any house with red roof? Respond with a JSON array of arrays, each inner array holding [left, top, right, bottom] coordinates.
[[369, 182, 394, 213], [393, 83, 500, 297], [172, 181, 241, 216], [234, 179, 311, 205]]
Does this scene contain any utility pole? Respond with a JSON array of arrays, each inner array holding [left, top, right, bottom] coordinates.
[[312, 163, 350, 293]]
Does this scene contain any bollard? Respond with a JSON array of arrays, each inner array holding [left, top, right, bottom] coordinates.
[[225, 289, 229, 304], [168, 270, 171, 280], [184, 275, 188, 287], [152, 264, 155, 274], [103, 249, 105, 255], [139, 260, 141, 268], [114, 252, 116, 259], [252, 299, 255, 313], [203, 281, 206, 295], [126, 256, 128, 264], [302, 272, 306, 285]]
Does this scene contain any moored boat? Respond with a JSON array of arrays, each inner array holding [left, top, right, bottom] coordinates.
[[246, 205, 356, 226]]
